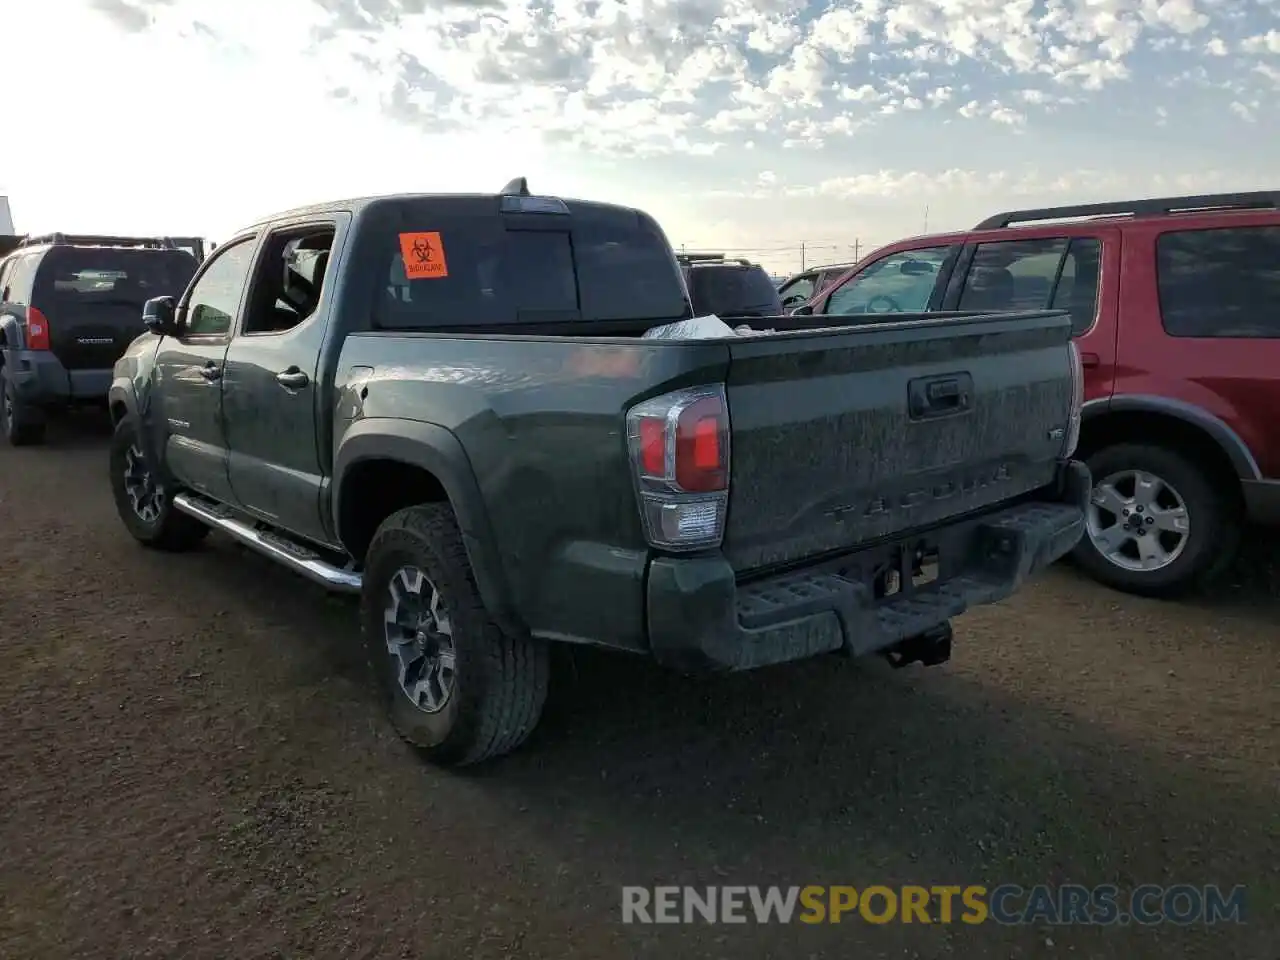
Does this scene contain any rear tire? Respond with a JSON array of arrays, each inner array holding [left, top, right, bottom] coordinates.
[[361, 503, 549, 767], [109, 418, 210, 551], [1, 366, 47, 446], [1072, 443, 1238, 598]]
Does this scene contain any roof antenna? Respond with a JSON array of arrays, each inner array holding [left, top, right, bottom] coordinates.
[[500, 177, 530, 197]]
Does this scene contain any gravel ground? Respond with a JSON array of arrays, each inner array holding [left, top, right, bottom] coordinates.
[[1, 413, 1277, 960]]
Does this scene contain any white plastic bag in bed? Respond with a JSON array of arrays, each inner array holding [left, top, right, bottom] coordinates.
[[642, 315, 741, 339]]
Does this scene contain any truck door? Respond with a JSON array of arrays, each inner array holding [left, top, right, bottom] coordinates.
[[152, 236, 258, 504], [221, 216, 347, 547]]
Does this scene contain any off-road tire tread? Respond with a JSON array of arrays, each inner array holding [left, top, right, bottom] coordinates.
[[365, 503, 548, 766], [109, 419, 210, 552], [1073, 442, 1239, 599]]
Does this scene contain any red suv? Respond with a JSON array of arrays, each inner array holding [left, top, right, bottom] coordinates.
[[793, 191, 1280, 598]]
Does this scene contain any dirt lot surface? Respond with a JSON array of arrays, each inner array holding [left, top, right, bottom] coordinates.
[[1, 414, 1277, 960]]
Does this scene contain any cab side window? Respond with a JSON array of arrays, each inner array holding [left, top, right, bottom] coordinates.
[[183, 239, 256, 337], [826, 246, 952, 315], [241, 226, 336, 335]]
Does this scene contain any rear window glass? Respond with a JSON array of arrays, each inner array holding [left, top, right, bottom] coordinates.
[[33, 248, 197, 306], [1156, 226, 1280, 338], [687, 265, 782, 316], [374, 206, 689, 329]]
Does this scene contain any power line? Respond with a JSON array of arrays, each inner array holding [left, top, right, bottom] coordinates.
[[677, 240, 882, 272]]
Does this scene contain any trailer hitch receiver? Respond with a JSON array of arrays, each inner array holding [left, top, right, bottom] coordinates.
[[883, 622, 953, 669]]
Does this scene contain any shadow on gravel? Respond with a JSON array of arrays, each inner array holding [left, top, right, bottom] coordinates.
[[30, 407, 115, 449], [117, 525, 1278, 958], [470, 647, 1276, 955]]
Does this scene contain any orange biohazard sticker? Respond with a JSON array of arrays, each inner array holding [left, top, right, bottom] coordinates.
[[398, 231, 448, 279]]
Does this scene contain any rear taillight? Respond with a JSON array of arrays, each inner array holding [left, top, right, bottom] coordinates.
[[1063, 340, 1083, 457], [626, 385, 730, 551], [24, 307, 51, 351]]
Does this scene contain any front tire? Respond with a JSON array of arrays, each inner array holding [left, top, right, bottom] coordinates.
[[1, 366, 47, 446], [361, 503, 549, 767], [109, 418, 210, 551], [1072, 443, 1239, 598]]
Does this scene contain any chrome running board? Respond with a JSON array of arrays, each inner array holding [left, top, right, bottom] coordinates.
[[172, 493, 362, 594]]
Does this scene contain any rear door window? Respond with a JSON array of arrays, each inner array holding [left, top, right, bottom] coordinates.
[[375, 204, 689, 329], [957, 238, 1067, 312], [1156, 226, 1280, 338], [1049, 238, 1102, 334], [956, 236, 1102, 332], [33, 248, 197, 311]]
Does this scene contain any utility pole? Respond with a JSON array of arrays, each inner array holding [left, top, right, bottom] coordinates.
[[800, 242, 806, 271], [853, 238, 860, 262], [923, 206, 929, 233]]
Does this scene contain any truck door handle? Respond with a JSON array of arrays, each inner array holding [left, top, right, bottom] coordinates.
[[275, 367, 309, 389], [1079, 351, 1100, 369], [908, 373, 973, 420], [199, 363, 222, 381]]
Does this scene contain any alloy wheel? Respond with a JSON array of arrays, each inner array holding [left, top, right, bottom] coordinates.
[[123, 444, 163, 523], [1086, 469, 1190, 572], [383, 565, 457, 713]]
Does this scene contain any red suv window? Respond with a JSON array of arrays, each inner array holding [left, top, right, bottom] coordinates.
[[1155, 225, 1280, 339], [954, 236, 1102, 334]]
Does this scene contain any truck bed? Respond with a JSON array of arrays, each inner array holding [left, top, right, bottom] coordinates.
[[336, 309, 1076, 631]]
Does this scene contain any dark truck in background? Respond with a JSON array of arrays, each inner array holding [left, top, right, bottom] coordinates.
[[1, 233, 197, 445], [107, 180, 1089, 766], [677, 253, 784, 321]]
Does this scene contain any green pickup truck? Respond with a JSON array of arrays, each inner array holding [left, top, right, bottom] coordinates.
[[107, 180, 1089, 766]]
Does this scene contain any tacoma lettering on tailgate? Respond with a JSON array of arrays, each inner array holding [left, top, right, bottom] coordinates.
[[825, 463, 1015, 521]]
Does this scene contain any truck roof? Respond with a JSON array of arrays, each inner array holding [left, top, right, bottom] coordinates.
[[240, 190, 650, 234]]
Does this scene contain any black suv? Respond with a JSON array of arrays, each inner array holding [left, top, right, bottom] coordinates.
[[678, 255, 783, 320], [0, 234, 198, 445]]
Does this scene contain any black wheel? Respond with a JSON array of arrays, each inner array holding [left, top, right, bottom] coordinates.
[[0, 366, 47, 446], [1071, 443, 1239, 598], [361, 503, 549, 766], [109, 417, 209, 550]]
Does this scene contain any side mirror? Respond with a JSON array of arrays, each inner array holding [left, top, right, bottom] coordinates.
[[791, 304, 815, 316], [900, 260, 934, 276], [142, 296, 179, 336]]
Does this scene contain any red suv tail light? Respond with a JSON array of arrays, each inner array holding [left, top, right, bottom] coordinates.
[[24, 307, 51, 351], [625, 385, 730, 551]]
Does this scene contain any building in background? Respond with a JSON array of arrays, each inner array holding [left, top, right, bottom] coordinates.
[[0, 197, 13, 234]]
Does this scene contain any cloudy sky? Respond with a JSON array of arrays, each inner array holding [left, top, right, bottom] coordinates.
[[7, 0, 1278, 273]]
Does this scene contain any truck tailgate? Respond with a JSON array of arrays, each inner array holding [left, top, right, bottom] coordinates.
[[723, 311, 1074, 574]]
